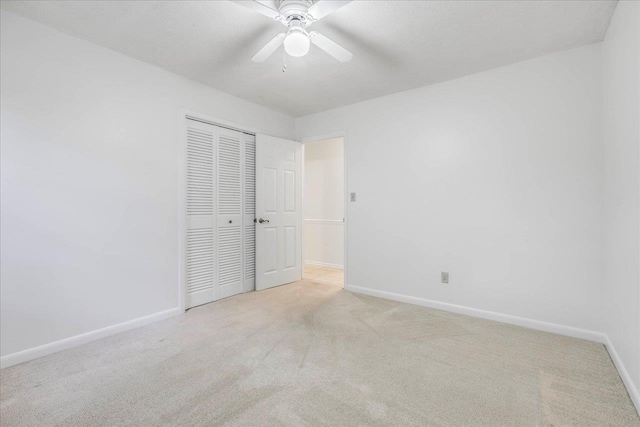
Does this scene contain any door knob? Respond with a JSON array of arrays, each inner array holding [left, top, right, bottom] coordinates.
[[258, 218, 269, 224]]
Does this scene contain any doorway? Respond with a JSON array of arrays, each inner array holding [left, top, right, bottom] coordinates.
[[302, 137, 345, 288]]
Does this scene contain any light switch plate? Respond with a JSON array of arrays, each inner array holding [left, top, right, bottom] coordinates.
[[350, 192, 356, 202], [441, 272, 449, 284]]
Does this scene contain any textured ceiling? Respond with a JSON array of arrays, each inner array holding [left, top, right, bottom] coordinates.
[[1, 0, 617, 117]]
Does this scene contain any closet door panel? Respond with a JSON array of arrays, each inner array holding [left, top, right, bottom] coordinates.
[[217, 128, 243, 299], [185, 120, 216, 308], [243, 135, 256, 292]]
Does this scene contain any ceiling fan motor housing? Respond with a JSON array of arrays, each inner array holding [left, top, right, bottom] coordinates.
[[278, 0, 313, 23]]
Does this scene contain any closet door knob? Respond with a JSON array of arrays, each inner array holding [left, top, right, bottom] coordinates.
[[228, 220, 233, 224], [258, 218, 269, 224]]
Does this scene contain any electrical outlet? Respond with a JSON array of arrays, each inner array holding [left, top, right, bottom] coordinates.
[[350, 192, 356, 202], [441, 272, 449, 284]]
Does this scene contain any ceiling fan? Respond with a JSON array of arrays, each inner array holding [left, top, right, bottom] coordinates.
[[233, 0, 353, 62]]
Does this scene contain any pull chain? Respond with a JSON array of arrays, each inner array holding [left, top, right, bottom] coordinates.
[[282, 46, 287, 73]]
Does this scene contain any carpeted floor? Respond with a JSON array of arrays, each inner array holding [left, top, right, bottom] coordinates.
[[1, 279, 638, 426]]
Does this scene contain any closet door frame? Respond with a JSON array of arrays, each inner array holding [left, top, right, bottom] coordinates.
[[179, 111, 261, 312]]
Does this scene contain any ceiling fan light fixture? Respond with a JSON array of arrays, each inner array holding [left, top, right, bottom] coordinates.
[[240, 0, 353, 63], [284, 29, 310, 57]]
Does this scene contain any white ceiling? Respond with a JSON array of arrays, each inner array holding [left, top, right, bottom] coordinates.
[[1, 0, 617, 117]]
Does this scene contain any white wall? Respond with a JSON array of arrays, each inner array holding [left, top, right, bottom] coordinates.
[[602, 0, 640, 408], [0, 11, 294, 361], [304, 138, 344, 268], [296, 44, 604, 334]]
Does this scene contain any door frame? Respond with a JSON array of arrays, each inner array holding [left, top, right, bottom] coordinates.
[[178, 110, 261, 312], [299, 131, 348, 289]]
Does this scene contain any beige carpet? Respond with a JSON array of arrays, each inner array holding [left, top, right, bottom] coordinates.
[[1, 279, 638, 426]]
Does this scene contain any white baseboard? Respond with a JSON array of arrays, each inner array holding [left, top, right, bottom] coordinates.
[[345, 285, 606, 343], [604, 335, 640, 414], [305, 260, 344, 269], [0, 307, 182, 369]]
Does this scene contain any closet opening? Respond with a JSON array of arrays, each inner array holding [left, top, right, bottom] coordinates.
[[302, 137, 345, 288]]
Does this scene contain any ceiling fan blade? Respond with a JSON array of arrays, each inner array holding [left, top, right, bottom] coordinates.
[[231, 0, 281, 20], [310, 32, 352, 62], [307, 1, 352, 21], [252, 33, 285, 62]]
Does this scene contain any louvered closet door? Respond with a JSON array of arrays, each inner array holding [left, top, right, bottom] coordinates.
[[185, 119, 216, 308], [243, 135, 256, 292], [185, 118, 255, 309], [217, 127, 245, 299]]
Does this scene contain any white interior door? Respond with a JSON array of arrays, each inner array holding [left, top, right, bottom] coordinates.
[[255, 135, 302, 290]]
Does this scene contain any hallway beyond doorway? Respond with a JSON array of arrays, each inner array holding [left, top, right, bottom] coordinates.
[[303, 265, 344, 288]]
